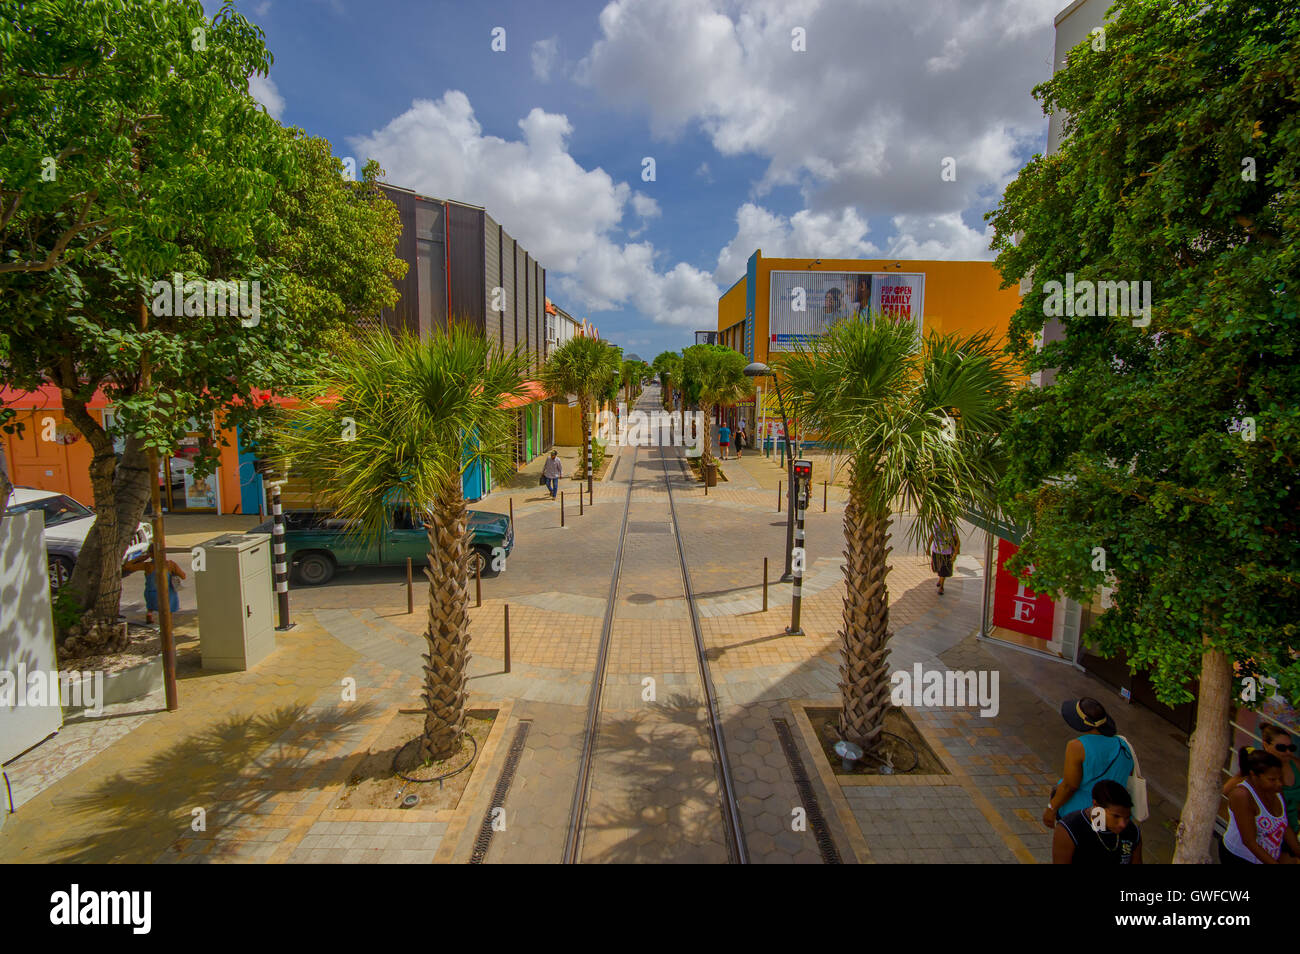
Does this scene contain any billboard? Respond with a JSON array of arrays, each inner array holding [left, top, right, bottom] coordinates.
[[768, 270, 925, 351]]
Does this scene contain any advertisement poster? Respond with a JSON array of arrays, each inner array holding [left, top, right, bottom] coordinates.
[[992, 539, 1055, 640], [768, 271, 925, 351], [183, 469, 218, 510]]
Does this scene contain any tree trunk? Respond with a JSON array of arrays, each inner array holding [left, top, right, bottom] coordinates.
[[837, 465, 895, 752], [578, 396, 591, 479], [1173, 644, 1233, 863], [700, 401, 714, 467], [420, 477, 471, 761]]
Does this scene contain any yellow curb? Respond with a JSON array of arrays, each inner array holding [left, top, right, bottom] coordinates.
[[431, 698, 516, 864]]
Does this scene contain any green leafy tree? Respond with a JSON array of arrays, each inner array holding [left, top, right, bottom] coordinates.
[[651, 350, 681, 410], [539, 335, 620, 479], [0, 1, 404, 652], [986, 0, 1300, 863], [783, 318, 1015, 752], [680, 344, 753, 467], [268, 327, 529, 761]]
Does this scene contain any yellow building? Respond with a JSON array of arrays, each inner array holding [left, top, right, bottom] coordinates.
[[716, 250, 1022, 440]]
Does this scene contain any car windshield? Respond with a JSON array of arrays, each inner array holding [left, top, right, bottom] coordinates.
[[9, 494, 93, 527]]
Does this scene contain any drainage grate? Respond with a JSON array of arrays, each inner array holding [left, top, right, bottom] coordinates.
[[772, 717, 843, 864], [627, 521, 670, 533], [468, 719, 531, 864]]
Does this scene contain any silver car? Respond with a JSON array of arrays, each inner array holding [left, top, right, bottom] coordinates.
[[4, 487, 153, 589]]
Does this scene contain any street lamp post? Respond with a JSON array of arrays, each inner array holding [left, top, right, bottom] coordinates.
[[743, 363, 796, 582]]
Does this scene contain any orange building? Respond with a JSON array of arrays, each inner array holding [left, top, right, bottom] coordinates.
[[2, 386, 248, 514]]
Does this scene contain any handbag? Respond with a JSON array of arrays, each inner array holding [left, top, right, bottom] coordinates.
[[538, 473, 547, 486], [1117, 735, 1149, 822]]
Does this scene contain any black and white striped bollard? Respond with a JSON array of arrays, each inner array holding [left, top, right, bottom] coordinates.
[[270, 480, 293, 630]]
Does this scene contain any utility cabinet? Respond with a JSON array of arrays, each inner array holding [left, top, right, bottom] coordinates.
[[195, 533, 275, 671]]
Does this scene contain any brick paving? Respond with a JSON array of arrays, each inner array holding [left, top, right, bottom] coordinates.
[[0, 385, 1186, 863]]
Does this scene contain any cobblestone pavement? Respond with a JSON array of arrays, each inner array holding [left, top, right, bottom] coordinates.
[[1, 386, 1186, 863]]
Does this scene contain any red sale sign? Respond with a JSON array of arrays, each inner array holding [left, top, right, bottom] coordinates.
[[992, 539, 1055, 640]]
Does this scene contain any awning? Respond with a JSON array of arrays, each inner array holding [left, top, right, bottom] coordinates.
[[963, 506, 1027, 544], [500, 380, 551, 410]]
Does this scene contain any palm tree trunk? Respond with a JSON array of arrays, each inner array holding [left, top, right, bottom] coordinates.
[[837, 465, 894, 752], [700, 401, 714, 468], [578, 396, 591, 479], [420, 476, 472, 761]]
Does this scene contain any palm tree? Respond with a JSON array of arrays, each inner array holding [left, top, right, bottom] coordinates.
[[681, 344, 754, 467], [269, 325, 529, 761], [652, 351, 681, 410], [540, 336, 621, 479], [781, 316, 1016, 753]]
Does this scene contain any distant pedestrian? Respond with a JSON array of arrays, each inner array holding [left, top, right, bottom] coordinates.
[[125, 555, 186, 624], [735, 423, 748, 458], [1043, 698, 1135, 829], [542, 450, 563, 499], [927, 517, 959, 595], [1053, 780, 1143, 864], [1221, 747, 1300, 864], [717, 423, 732, 461]]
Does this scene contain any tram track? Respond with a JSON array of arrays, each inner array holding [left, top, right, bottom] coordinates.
[[561, 404, 748, 864]]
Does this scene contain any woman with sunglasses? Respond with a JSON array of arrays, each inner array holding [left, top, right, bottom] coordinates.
[[1224, 724, 1300, 841]]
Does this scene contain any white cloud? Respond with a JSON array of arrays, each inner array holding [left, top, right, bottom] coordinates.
[[532, 37, 560, 82], [248, 73, 285, 120], [253, 1, 272, 17], [580, 0, 1051, 270], [715, 202, 880, 281], [350, 92, 718, 328]]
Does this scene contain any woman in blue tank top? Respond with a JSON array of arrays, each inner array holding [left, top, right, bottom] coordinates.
[[1043, 697, 1135, 829]]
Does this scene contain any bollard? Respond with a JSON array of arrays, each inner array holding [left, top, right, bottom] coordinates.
[[503, 604, 511, 674], [590, 485, 594, 507], [509, 496, 514, 528], [561, 491, 565, 528], [476, 557, 482, 607], [777, 481, 782, 512], [580, 488, 584, 516], [406, 557, 414, 614], [271, 482, 293, 631], [824, 480, 828, 513], [763, 557, 768, 612]]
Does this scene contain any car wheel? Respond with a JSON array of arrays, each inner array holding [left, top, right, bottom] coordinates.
[[48, 555, 75, 590], [293, 551, 336, 586], [471, 546, 501, 578]]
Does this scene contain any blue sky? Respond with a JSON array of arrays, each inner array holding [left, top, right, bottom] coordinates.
[[241, 0, 1060, 359]]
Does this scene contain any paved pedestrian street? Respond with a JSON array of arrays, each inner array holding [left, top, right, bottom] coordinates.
[[0, 394, 1184, 865]]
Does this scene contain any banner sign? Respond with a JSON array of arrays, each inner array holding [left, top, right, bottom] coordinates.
[[992, 539, 1055, 640], [768, 270, 925, 351]]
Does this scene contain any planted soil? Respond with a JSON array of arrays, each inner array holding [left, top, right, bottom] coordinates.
[[807, 705, 949, 777]]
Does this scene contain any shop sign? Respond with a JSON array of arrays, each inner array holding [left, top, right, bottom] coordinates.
[[992, 539, 1055, 640]]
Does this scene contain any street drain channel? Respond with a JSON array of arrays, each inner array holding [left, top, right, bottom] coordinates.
[[772, 717, 843, 864], [468, 719, 531, 864]]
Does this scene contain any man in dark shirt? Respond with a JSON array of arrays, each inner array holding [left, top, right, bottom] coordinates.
[[1053, 780, 1143, 864]]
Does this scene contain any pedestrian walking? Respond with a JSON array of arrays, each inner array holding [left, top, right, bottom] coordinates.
[[734, 422, 748, 459], [1221, 747, 1300, 864], [717, 422, 731, 461], [927, 517, 959, 595], [1052, 780, 1143, 864], [125, 555, 186, 624], [1043, 698, 1135, 829], [1223, 724, 1300, 843], [542, 450, 563, 499]]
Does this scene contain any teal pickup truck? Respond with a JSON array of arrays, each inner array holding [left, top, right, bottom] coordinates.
[[252, 504, 514, 586]]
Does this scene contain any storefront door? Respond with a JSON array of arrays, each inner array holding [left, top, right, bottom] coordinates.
[[158, 428, 220, 513]]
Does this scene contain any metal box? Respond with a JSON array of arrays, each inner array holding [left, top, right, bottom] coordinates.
[[194, 533, 276, 671]]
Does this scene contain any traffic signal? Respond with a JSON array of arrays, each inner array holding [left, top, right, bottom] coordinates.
[[793, 459, 812, 481]]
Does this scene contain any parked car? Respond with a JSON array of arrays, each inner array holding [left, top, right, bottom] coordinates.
[[4, 487, 154, 589], [250, 503, 514, 586]]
